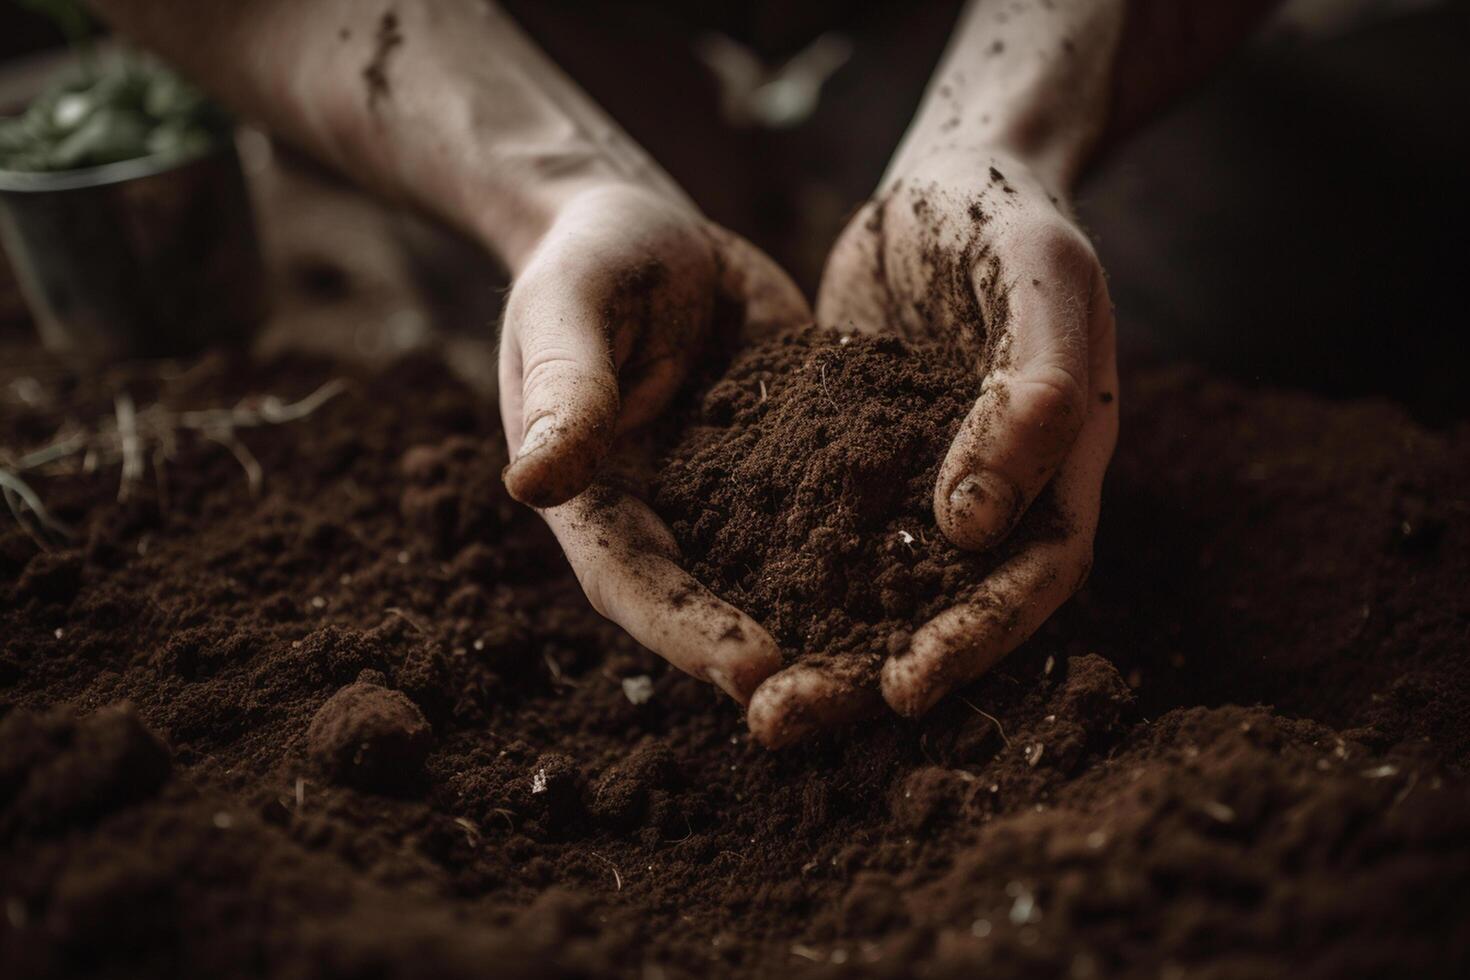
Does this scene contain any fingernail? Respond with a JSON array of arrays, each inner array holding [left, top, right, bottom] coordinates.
[[517, 414, 557, 460], [947, 471, 1020, 545], [706, 666, 743, 704], [886, 662, 944, 719]]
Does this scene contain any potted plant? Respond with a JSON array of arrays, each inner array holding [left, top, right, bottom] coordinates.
[[0, 0, 266, 359]]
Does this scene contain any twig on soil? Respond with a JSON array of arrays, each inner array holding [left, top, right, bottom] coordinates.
[[0, 466, 72, 547], [543, 651, 576, 687], [716, 849, 745, 867], [205, 430, 264, 496], [454, 817, 481, 846], [666, 814, 693, 843], [3, 485, 33, 548], [3, 482, 51, 552], [818, 362, 839, 411], [586, 851, 624, 891], [385, 607, 429, 634], [0, 379, 348, 539], [959, 696, 1012, 748], [16, 433, 87, 470], [1391, 769, 1420, 811], [115, 393, 142, 502], [176, 379, 349, 430]]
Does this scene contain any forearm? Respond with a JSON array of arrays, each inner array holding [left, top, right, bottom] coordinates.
[[88, 0, 686, 271], [887, 0, 1281, 194], [886, 0, 1125, 195]]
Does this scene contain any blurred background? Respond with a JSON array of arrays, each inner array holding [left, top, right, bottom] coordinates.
[[2, 0, 1466, 421]]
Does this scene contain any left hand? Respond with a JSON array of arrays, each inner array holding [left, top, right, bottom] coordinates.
[[747, 146, 1118, 743], [502, 184, 811, 708]]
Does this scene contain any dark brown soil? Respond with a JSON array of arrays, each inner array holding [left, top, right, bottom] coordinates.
[[654, 328, 1064, 691], [306, 674, 433, 794], [2, 344, 1468, 979]]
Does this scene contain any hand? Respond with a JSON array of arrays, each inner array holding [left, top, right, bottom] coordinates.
[[500, 183, 811, 705], [748, 147, 1117, 742]]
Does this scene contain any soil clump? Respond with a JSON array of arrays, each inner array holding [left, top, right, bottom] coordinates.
[[306, 673, 433, 793], [656, 328, 1064, 691]]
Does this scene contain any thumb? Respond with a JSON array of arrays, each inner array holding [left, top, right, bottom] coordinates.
[[935, 230, 1098, 550], [710, 228, 812, 340], [500, 271, 620, 509]]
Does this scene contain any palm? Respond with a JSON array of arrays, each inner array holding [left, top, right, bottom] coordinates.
[[746, 149, 1119, 743], [498, 184, 810, 706]]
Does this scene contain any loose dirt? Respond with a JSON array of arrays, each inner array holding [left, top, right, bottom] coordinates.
[[654, 328, 1066, 693], [2, 344, 1468, 979]]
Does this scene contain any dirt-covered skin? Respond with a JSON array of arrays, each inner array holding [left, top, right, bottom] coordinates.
[[504, 186, 814, 712], [2, 347, 1469, 979], [653, 328, 1075, 745], [816, 161, 1118, 728]]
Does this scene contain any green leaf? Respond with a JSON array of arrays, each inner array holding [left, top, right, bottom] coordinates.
[[0, 51, 228, 172], [0, 116, 37, 155], [145, 121, 214, 165], [49, 91, 95, 132], [48, 105, 151, 169], [143, 69, 207, 121]]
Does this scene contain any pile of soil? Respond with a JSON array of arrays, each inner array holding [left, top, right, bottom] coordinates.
[[654, 328, 1064, 691], [2, 342, 1469, 979]]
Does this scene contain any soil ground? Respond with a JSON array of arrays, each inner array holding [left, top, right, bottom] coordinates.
[[3, 4, 1468, 976], [1, 328, 1467, 978]]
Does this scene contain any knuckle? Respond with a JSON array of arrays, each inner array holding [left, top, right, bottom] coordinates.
[[520, 351, 615, 409], [1014, 362, 1088, 432], [1030, 220, 1097, 274], [576, 565, 612, 620], [520, 348, 582, 388]]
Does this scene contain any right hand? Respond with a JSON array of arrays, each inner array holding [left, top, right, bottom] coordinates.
[[499, 183, 810, 706], [745, 147, 1117, 746]]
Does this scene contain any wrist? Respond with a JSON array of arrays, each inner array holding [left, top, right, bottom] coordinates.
[[886, 118, 1088, 205], [470, 169, 699, 279], [462, 162, 689, 277], [885, 0, 1125, 195], [881, 139, 1089, 237], [297, 1, 692, 275]]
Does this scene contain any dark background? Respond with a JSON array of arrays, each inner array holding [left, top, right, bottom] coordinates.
[[3, 0, 1467, 421]]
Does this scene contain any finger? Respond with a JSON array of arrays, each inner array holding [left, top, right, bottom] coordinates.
[[614, 230, 811, 431], [887, 295, 1118, 717], [711, 230, 812, 341], [542, 485, 782, 703], [498, 263, 622, 509], [882, 538, 1083, 718], [814, 199, 891, 339], [935, 225, 1102, 551], [746, 663, 882, 749]]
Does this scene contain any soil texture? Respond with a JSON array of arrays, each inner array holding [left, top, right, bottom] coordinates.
[[2, 344, 1468, 979], [655, 328, 1065, 692]]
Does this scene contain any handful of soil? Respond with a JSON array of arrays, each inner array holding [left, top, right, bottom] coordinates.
[[654, 328, 1061, 692]]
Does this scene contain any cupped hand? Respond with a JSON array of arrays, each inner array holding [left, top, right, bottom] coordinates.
[[500, 183, 810, 705], [748, 148, 1117, 744]]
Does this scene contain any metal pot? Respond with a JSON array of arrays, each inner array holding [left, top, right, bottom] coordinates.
[[0, 139, 266, 360]]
